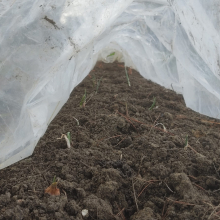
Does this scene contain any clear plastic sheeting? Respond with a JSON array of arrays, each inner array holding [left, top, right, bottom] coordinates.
[[0, 0, 220, 169]]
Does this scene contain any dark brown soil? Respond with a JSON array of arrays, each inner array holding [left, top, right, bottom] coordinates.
[[1, 62, 220, 220]]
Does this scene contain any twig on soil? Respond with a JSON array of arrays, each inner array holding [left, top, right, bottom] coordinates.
[[132, 178, 160, 199], [115, 204, 126, 220], [192, 183, 206, 191], [132, 178, 139, 211], [28, 189, 40, 193], [202, 208, 212, 220], [96, 135, 123, 147], [153, 113, 161, 125], [114, 135, 128, 148], [203, 201, 215, 209], [161, 199, 172, 220], [215, 209, 220, 216], [148, 114, 161, 134], [207, 176, 220, 183], [188, 175, 197, 180], [134, 177, 160, 184], [80, 161, 90, 168], [136, 180, 161, 198], [125, 102, 129, 117], [116, 111, 137, 130], [186, 144, 205, 157], [201, 120, 220, 125], [85, 91, 95, 105], [203, 203, 220, 220], [208, 203, 220, 220], [62, 189, 67, 196], [138, 156, 146, 176], [129, 117, 174, 136], [163, 181, 174, 193], [184, 135, 205, 157], [137, 182, 152, 198]]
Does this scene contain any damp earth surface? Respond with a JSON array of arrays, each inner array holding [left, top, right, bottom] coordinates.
[[1, 62, 220, 220]]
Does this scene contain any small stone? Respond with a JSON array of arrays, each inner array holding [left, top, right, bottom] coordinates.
[[82, 209, 89, 217]]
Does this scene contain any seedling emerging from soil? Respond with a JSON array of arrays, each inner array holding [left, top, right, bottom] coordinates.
[[184, 135, 189, 149], [72, 116, 79, 126], [80, 89, 86, 107], [107, 52, 115, 57], [184, 135, 205, 157], [125, 66, 131, 87], [91, 75, 96, 88], [96, 76, 103, 94], [45, 176, 60, 196], [149, 97, 156, 110], [58, 133, 71, 148], [67, 132, 71, 143]]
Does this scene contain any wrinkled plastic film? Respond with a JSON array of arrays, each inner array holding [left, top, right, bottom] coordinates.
[[0, 0, 220, 169]]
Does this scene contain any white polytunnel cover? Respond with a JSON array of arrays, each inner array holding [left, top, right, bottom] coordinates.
[[1, 0, 220, 169]]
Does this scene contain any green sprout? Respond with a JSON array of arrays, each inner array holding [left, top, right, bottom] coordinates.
[[92, 75, 96, 88], [67, 132, 71, 143], [149, 97, 156, 110], [73, 116, 79, 126], [125, 66, 131, 87], [96, 76, 103, 94], [107, 52, 115, 57], [80, 89, 86, 107], [53, 175, 56, 183]]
